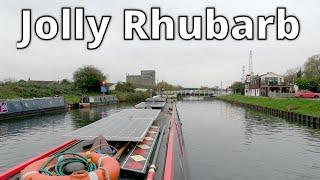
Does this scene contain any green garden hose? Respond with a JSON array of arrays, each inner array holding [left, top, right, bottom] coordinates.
[[39, 152, 97, 176]]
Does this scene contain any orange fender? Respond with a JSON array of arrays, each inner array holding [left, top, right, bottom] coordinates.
[[20, 152, 120, 180]]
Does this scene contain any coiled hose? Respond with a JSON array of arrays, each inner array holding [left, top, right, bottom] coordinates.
[[39, 152, 97, 176]]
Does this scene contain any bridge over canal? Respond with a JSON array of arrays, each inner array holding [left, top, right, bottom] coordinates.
[[160, 89, 230, 97]]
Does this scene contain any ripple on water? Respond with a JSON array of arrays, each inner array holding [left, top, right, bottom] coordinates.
[[0, 104, 132, 172], [178, 100, 320, 180]]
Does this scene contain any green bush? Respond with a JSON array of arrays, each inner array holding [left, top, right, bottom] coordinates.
[[0, 81, 82, 100], [115, 91, 149, 103], [295, 78, 319, 92], [73, 65, 106, 92], [115, 82, 135, 93], [0, 80, 149, 104]]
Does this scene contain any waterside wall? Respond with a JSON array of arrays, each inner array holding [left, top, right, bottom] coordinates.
[[217, 97, 320, 128]]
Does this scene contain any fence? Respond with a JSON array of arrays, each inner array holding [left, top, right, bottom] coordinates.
[[268, 93, 294, 98]]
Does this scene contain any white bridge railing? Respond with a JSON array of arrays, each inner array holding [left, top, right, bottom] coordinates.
[[160, 90, 230, 97]]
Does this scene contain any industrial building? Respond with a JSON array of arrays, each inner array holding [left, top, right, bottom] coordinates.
[[126, 70, 156, 89]]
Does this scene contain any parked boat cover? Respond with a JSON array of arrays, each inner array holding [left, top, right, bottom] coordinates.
[[0, 97, 64, 115]]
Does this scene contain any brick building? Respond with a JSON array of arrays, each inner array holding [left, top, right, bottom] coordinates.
[[245, 72, 294, 97]]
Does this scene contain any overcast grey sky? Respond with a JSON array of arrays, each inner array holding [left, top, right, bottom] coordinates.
[[1, 0, 319, 88]]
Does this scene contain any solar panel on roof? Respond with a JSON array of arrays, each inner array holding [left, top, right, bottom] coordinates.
[[145, 96, 166, 102], [64, 109, 161, 141], [135, 102, 166, 109]]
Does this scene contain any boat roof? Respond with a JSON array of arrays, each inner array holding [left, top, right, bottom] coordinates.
[[64, 109, 161, 141], [145, 96, 166, 102], [135, 101, 166, 109]]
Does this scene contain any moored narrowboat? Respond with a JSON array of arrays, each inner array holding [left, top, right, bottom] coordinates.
[[135, 96, 167, 110], [79, 95, 118, 108], [0, 97, 65, 120], [0, 99, 188, 180]]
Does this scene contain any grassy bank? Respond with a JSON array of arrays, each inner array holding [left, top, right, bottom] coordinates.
[[0, 81, 97, 105], [219, 95, 320, 117], [0, 81, 149, 105]]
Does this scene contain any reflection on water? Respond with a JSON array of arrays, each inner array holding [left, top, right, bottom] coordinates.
[[178, 100, 320, 180], [69, 106, 126, 128], [0, 104, 132, 172], [1, 100, 320, 179]]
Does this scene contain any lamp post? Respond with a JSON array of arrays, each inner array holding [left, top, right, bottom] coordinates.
[[101, 80, 107, 96]]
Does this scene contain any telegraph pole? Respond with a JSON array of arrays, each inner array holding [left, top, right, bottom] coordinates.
[[249, 50, 253, 76], [242, 65, 245, 83]]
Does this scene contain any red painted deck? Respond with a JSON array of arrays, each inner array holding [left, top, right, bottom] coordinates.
[[0, 139, 77, 179], [163, 107, 176, 180]]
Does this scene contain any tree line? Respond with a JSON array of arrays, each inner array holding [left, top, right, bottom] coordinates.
[[284, 54, 320, 92], [73, 66, 184, 93]]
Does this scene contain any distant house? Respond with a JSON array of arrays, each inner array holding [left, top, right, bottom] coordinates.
[[28, 80, 57, 86], [245, 72, 294, 97], [245, 75, 261, 96], [106, 83, 116, 91], [135, 88, 149, 92], [225, 87, 233, 95]]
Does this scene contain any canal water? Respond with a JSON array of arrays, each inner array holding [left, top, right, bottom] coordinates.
[[0, 104, 132, 173], [0, 100, 320, 180], [177, 100, 320, 180]]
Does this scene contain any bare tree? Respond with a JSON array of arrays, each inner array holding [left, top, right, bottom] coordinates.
[[283, 67, 300, 83], [304, 55, 320, 79]]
